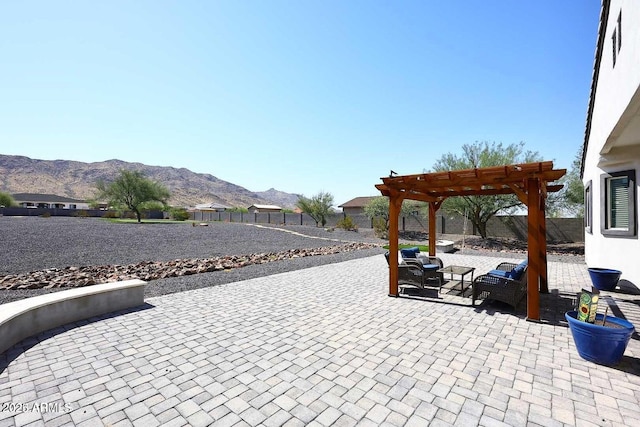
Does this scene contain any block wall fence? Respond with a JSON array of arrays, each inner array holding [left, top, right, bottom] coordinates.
[[190, 211, 585, 243], [0, 207, 584, 243]]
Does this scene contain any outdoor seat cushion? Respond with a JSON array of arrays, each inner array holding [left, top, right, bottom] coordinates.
[[422, 264, 440, 270], [400, 247, 420, 258], [488, 269, 510, 278], [488, 260, 528, 280], [510, 260, 528, 280]]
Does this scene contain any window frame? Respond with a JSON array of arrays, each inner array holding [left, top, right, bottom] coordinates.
[[600, 170, 636, 237], [612, 10, 622, 68], [612, 28, 618, 67], [617, 10, 622, 52], [585, 180, 592, 234]]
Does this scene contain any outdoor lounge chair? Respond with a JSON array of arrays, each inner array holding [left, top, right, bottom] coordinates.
[[384, 252, 424, 290], [399, 247, 444, 285], [471, 260, 528, 310]]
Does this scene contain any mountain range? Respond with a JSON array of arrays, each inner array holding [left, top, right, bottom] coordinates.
[[0, 154, 301, 209]]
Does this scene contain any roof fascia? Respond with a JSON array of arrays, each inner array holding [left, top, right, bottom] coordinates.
[[582, 0, 610, 179]]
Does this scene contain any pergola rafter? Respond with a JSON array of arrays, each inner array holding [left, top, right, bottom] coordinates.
[[376, 161, 566, 321]]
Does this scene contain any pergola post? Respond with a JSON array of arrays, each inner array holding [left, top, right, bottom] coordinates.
[[428, 202, 437, 256], [388, 193, 403, 297], [540, 198, 549, 294], [526, 178, 541, 321]]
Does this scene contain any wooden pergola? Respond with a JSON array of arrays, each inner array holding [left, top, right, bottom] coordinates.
[[376, 161, 566, 321]]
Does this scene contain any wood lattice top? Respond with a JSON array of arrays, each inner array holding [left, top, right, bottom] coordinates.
[[376, 161, 566, 202]]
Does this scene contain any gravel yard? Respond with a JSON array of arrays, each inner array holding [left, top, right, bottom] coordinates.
[[0, 216, 584, 305], [0, 217, 385, 303]]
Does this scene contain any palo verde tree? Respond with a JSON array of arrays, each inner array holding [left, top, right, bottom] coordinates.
[[430, 141, 542, 239], [0, 191, 16, 207], [551, 146, 584, 217], [96, 170, 171, 223], [296, 191, 334, 227], [363, 196, 416, 230]]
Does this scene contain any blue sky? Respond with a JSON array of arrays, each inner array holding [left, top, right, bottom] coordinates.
[[1, 1, 601, 206]]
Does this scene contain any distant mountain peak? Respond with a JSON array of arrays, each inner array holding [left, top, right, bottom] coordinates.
[[0, 154, 299, 208]]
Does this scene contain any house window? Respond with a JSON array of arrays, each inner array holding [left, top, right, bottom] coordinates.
[[618, 11, 622, 51], [585, 180, 592, 234], [600, 170, 636, 237], [613, 10, 622, 67], [612, 29, 617, 66]]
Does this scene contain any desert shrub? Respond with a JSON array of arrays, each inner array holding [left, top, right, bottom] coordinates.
[[103, 210, 119, 218], [336, 216, 358, 232], [227, 207, 249, 213], [0, 192, 16, 207], [40, 211, 51, 218], [122, 211, 137, 219], [373, 217, 388, 239], [170, 207, 190, 221], [74, 210, 89, 218]]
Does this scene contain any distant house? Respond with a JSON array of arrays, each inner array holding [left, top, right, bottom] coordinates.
[[582, 0, 640, 288], [339, 196, 424, 216], [12, 193, 91, 209], [247, 204, 282, 213], [338, 196, 378, 216], [193, 202, 229, 212]]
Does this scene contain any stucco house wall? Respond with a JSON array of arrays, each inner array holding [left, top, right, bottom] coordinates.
[[583, 0, 640, 288]]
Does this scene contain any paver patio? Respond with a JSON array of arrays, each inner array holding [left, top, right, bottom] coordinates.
[[1, 253, 639, 426]]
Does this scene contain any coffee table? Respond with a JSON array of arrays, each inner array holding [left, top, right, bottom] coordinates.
[[438, 265, 475, 291]]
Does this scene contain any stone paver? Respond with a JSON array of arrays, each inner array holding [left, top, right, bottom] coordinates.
[[1, 253, 639, 426]]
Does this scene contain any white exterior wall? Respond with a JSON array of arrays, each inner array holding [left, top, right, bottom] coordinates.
[[584, 0, 640, 287]]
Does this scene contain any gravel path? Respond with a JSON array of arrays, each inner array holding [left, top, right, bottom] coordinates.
[[0, 217, 385, 304]]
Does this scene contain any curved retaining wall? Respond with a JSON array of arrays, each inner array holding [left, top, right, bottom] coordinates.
[[0, 279, 146, 355]]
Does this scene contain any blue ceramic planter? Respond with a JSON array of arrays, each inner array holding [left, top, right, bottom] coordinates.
[[565, 311, 635, 366], [587, 268, 622, 291]]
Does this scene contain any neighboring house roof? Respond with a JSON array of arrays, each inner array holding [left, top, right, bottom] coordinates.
[[248, 204, 282, 210], [12, 193, 87, 203], [338, 196, 378, 208], [581, 0, 610, 178], [194, 202, 229, 210]]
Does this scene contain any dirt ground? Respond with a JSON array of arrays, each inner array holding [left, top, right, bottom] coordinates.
[[398, 231, 584, 256]]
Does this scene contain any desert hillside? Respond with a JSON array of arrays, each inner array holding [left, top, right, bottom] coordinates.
[[0, 154, 300, 208]]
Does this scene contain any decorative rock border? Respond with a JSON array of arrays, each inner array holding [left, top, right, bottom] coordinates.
[[0, 243, 380, 291]]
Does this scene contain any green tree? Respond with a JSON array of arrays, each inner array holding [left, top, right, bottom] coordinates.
[[140, 200, 167, 215], [96, 170, 170, 223], [227, 207, 249, 213], [554, 146, 584, 217], [296, 191, 334, 227], [363, 196, 415, 230], [169, 207, 190, 221], [0, 192, 16, 207], [430, 141, 543, 238]]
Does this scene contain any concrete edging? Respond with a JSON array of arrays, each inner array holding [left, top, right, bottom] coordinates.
[[0, 279, 146, 355]]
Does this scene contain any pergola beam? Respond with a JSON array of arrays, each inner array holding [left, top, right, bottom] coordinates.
[[377, 183, 563, 200]]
